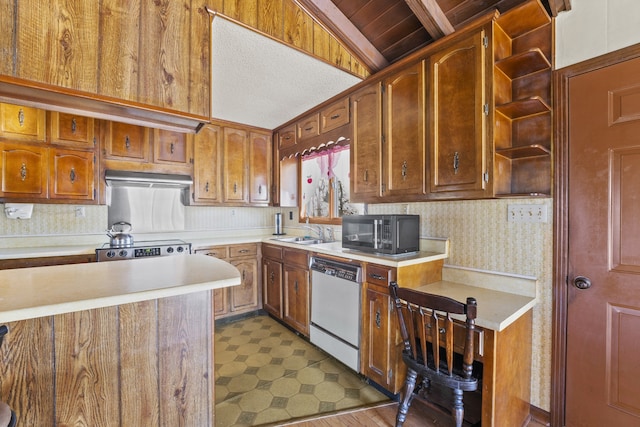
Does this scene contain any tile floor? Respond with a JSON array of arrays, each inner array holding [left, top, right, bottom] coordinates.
[[214, 315, 389, 426]]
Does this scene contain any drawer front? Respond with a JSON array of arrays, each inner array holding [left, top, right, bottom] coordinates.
[[262, 244, 283, 261], [278, 125, 296, 149], [195, 246, 228, 259], [229, 243, 258, 258], [297, 114, 319, 141], [366, 264, 396, 287], [425, 316, 485, 362], [320, 97, 350, 133], [283, 247, 308, 268]]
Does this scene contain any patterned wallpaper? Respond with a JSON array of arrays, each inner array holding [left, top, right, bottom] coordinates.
[[0, 198, 553, 410]]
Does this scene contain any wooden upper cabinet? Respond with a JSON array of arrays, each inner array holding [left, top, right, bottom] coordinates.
[[48, 112, 95, 148], [321, 97, 350, 133], [153, 129, 191, 166], [249, 131, 272, 205], [278, 124, 296, 150], [0, 103, 46, 142], [0, 142, 48, 199], [297, 114, 320, 141], [193, 124, 222, 204], [222, 127, 248, 203], [103, 122, 150, 162], [49, 148, 95, 201], [428, 29, 490, 199], [383, 61, 426, 198], [351, 83, 383, 202]]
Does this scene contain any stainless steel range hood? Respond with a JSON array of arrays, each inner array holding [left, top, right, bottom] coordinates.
[[0, 76, 206, 134], [105, 170, 193, 188]]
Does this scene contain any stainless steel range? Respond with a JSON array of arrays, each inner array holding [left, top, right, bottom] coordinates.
[[95, 239, 192, 262]]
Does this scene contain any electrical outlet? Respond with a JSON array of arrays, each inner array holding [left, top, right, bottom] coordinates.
[[74, 206, 86, 218], [507, 204, 548, 223], [231, 209, 236, 217]]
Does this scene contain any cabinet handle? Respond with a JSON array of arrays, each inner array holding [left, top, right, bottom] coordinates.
[[258, 185, 262, 194], [71, 118, 77, 134], [233, 182, 237, 194], [205, 181, 209, 192], [18, 109, 24, 127], [304, 126, 313, 131], [401, 160, 408, 180], [125, 135, 131, 150], [239, 249, 249, 254], [364, 169, 368, 182], [330, 114, 340, 120], [369, 273, 385, 281], [20, 163, 27, 181], [294, 280, 298, 292], [242, 270, 246, 281], [270, 271, 275, 283], [426, 323, 446, 334], [453, 152, 459, 174], [69, 167, 76, 183], [170, 142, 175, 154], [375, 308, 381, 329]]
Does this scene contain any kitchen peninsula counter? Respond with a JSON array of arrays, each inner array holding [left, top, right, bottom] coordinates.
[[0, 254, 240, 426], [0, 254, 240, 323]]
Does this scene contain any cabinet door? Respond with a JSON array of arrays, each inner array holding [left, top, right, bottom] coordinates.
[[230, 258, 259, 312], [0, 103, 46, 142], [428, 30, 490, 199], [262, 258, 283, 318], [0, 142, 48, 199], [48, 112, 95, 148], [383, 61, 426, 198], [49, 148, 96, 201], [104, 122, 150, 162], [213, 288, 228, 317], [283, 264, 310, 336], [153, 129, 191, 166], [193, 124, 221, 204], [351, 83, 383, 201], [223, 128, 248, 203], [320, 97, 350, 133], [249, 131, 272, 205], [362, 286, 394, 389]]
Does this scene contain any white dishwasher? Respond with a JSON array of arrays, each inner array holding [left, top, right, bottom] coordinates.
[[309, 256, 362, 372]]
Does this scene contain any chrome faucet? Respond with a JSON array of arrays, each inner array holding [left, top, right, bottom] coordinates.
[[324, 226, 335, 242], [303, 224, 324, 240]]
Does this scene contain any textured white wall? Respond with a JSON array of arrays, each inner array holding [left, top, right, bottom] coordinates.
[[556, 0, 640, 68]]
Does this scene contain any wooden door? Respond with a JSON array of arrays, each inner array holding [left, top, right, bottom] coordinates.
[[362, 285, 394, 389], [283, 264, 309, 336], [262, 258, 283, 318], [49, 148, 95, 201], [193, 124, 221, 204], [428, 30, 488, 199], [230, 258, 259, 313], [351, 82, 383, 201], [0, 142, 48, 199], [565, 56, 640, 426], [383, 62, 425, 198], [249, 131, 272, 205], [222, 127, 248, 203]]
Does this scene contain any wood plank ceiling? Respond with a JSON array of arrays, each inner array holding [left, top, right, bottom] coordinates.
[[298, 0, 571, 72]]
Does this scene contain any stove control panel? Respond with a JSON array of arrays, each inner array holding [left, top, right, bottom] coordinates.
[[96, 241, 192, 262]]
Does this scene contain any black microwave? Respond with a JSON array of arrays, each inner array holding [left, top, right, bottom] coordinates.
[[341, 215, 420, 255]]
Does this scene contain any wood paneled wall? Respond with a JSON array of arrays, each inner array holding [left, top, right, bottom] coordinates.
[[0, 291, 214, 426], [207, 0, 370, 79]]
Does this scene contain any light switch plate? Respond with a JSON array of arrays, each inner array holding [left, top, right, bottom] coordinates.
[[507, 204, 548, 223]]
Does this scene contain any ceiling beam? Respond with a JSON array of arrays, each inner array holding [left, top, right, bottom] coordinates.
[[404, 0, 455, 39], [296, 0, 389, 72]]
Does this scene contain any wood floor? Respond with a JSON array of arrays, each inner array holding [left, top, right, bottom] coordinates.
[[281, 400, 550, 427]]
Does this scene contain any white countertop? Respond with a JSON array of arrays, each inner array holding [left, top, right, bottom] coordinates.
[[0, 254, 241, 323]]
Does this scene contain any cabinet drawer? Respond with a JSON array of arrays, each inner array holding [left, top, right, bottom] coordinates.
[[195, 246, 228, 259], [0, 103, 46, 142], [426, 318, 485, 362], [283, 248, 308, 268], [229, 243, 257, 258], [321, 97, 350, 133], [262, 244, 283, 261], [366, 264, 396, 287], [278, 125, 296, 149], [48, 112, 95, 147], [153, 129, 190, 165], [104, 122, 150, 161], [297, 114, 319, 141]]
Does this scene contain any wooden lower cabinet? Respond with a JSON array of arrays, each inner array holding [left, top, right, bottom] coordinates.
[[196, 243, 260, 319], [261, 244, 310, 336], [0, 291, 215, 426]]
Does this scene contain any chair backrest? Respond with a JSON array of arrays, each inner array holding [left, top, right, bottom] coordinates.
[[390, 282, 477, 379]]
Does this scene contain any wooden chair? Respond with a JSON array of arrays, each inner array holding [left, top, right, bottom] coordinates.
[[0, 326, 16, 427], [390, 282, 478, 427]]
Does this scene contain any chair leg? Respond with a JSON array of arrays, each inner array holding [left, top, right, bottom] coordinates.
[[396, 368, 418, 427], [452, 388, 464, 427]]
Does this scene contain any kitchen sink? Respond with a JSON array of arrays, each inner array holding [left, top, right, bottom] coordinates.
[[271, 236, 325, 245]]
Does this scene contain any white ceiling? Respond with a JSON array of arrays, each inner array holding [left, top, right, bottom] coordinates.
[[210, 17, 363, 130]]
